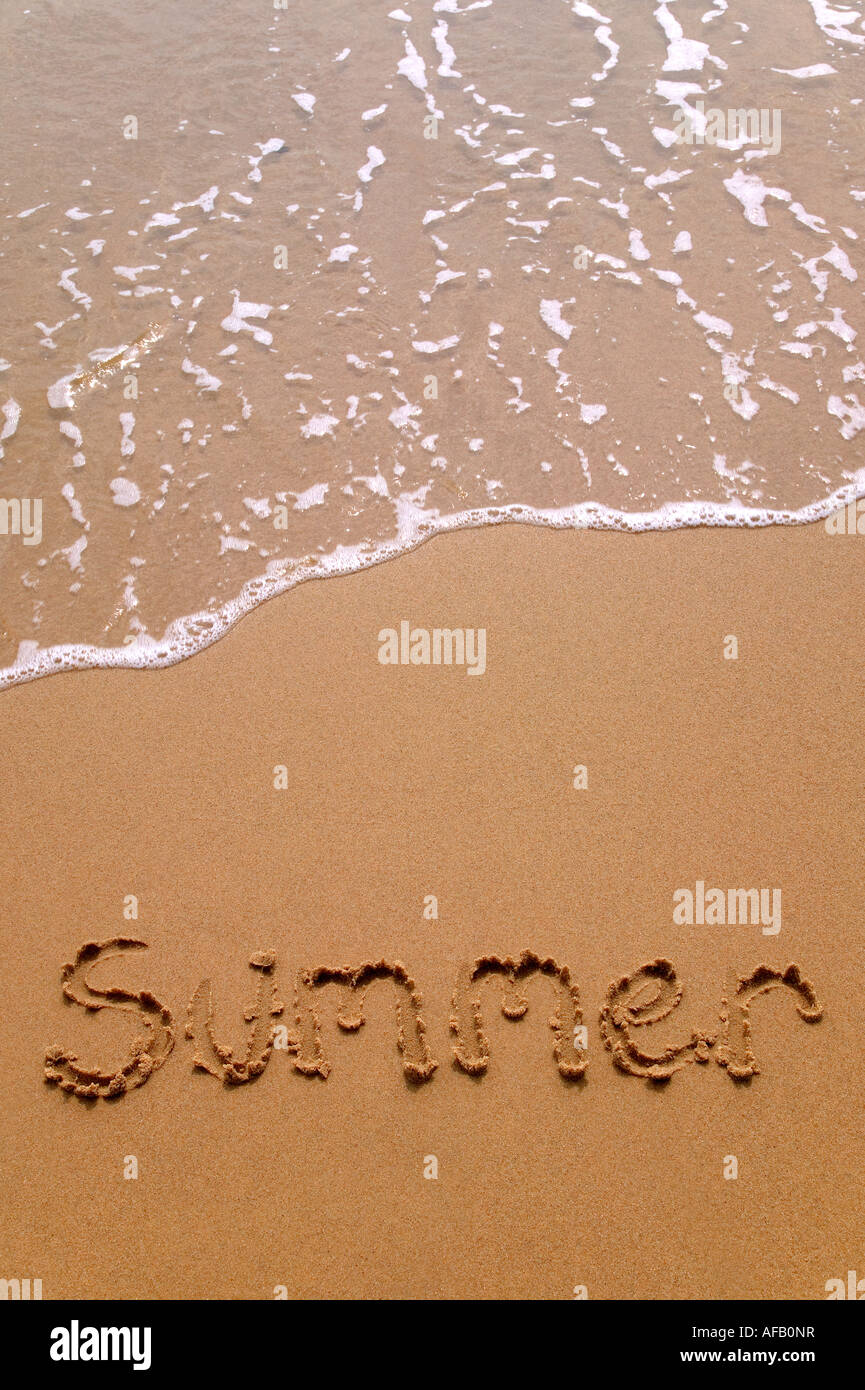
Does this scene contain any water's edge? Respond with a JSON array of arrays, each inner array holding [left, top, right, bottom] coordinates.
[[4, 478, 862, 691]]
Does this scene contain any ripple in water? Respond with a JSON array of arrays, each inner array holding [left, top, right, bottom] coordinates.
[[0, 0, 863, 685]]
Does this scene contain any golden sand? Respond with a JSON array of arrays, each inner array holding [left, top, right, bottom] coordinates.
[[2, 520, 863, 1299]]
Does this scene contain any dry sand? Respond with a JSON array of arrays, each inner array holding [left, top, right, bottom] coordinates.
[[1, 519, 863, 1299]]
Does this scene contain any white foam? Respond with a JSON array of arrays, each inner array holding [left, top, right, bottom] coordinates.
[[806, 0, 864, 46], [398, 40, 427, 90], [824, 243, 857, 281], [0, 398, 21, 441], [772, 64, 837, 78], [58, 267, 92, 310], [828, 394, 865, 437], [540, 299, 575, 340], [412, 335, 460, 353], [221, 292, 273, 345], [220, 534, 251, 555], [432, 20, 460, 77], [144, 211, 181, 230], [119, 412, 136, 457], [301, 414, 339, 439], [60, 420, 84, 450], [358, 146, 386, 183], [358, 472, 391, 495], [182, 359, 222, 392], [724, 169, 786, 227], [174, 187, 219, 214], [48, 373, 78, 410], [61, 483, 87, 526], [571, 3, 610, 22], [110, 477, 140, 506], [434, 268, 464, 287], [628, 229, 651, 261], [571, 6, 619, 86], [3, 0, 864, 695], [389, 400, 422, 431], [695, 310, 733, 338], [495, 147, 539, 167], [759, 377, 800, 404], [293, 482, 329, 508], [246, 139, 285, 183], [64, 535, 87, 572], [9, 480, 865, 692]]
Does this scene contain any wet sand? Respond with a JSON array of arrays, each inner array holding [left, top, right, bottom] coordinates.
[[1, 519, 863, 1299], [2, 0, 863, 683]]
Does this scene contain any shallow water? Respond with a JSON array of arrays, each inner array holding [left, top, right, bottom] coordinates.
[[0, 0, 863, 686]]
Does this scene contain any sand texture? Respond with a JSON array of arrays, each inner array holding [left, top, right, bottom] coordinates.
[[1, 520, 863, 1299]]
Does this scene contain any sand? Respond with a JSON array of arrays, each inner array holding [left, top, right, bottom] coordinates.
[[1, 519, 863, 1300]]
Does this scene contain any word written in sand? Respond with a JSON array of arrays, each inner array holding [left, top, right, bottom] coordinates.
[[43, 941, 823, 1101]]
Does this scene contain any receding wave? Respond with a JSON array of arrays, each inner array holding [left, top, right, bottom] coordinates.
[[1, 0, 863, 687]]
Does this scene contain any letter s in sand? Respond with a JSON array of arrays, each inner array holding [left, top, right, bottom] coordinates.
[[44, 938, 174, 1099]]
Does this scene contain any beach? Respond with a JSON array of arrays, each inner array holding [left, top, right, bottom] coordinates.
[[2, 0, 864, 686], [2, 517, 863, 1299], [2, 0, 864, 1313]]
